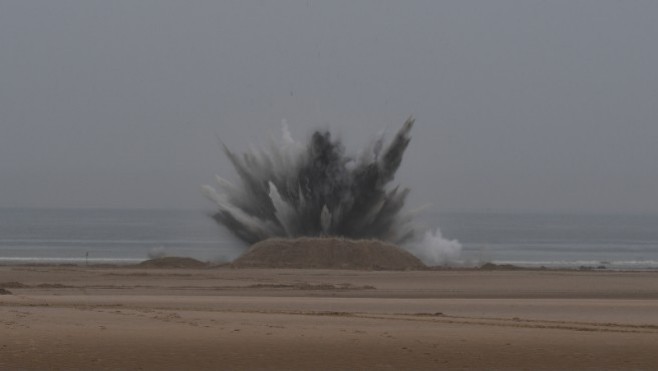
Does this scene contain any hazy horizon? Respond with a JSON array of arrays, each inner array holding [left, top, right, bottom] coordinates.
[[2, 1, 657, 214]]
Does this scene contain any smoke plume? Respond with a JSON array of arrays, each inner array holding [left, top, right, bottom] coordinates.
[[203, 117, 461, 265]]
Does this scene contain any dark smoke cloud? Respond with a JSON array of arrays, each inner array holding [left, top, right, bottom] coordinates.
[[203, 117, 416, 245]]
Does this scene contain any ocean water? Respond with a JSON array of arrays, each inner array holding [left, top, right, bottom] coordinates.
[[1, 208, 657, 270], [434, 212, 658, 270], [0, 208, 243, 265]]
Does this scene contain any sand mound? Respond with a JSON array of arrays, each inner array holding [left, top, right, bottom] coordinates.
[[137, 257, 208, 269], [232, 237, 426, 270]]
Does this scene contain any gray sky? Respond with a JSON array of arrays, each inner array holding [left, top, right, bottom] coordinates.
[[1, 1, 657, 213]]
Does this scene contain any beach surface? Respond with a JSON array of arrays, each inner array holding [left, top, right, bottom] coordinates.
[[2, 266, 658, 370]]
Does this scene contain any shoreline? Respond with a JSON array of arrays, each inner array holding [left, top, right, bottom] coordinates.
[[2, 258, 658, 273]]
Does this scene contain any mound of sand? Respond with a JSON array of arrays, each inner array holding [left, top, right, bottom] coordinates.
[[479, 262, 523, 270], [136, 257, 208, 269], [232, 237, 426, 270]]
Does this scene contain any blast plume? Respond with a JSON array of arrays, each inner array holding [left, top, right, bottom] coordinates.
[[203, 117, 416, 245]]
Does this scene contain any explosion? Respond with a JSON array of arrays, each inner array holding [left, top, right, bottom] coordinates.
[[203, 117, 416, 245]]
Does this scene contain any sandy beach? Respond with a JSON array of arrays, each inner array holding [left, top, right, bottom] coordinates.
[[1, 266, 658, 370]]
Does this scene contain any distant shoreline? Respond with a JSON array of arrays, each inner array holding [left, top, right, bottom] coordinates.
[[2, 257, 658, 273]]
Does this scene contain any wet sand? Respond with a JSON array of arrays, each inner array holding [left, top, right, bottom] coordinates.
[[2, 266, 658, 370]]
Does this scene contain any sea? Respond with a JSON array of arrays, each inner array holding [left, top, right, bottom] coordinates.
[[1, 208, 657, 270]]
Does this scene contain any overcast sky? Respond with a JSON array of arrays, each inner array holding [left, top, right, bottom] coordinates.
[[1, 1, 657, 213]]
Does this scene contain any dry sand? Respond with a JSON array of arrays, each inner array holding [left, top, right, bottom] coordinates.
[[2, 266, 658, 370]]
